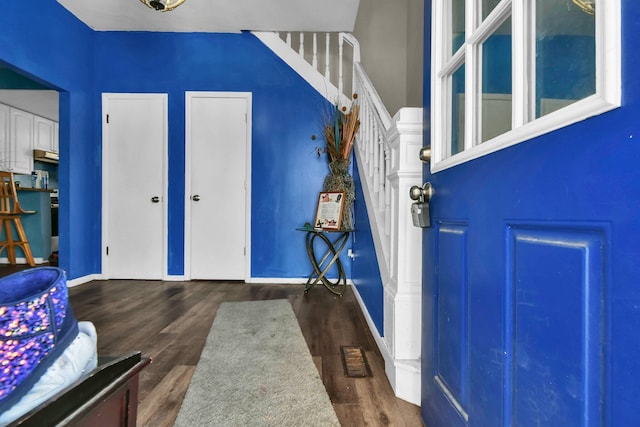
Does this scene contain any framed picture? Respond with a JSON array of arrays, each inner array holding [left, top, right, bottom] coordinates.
[[314, 191, 345, 230]]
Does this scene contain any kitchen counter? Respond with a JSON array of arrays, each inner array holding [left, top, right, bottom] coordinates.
[[16, 187, 55, 193], [12, 188, 52, 264]]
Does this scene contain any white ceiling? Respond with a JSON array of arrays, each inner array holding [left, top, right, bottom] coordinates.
[[0, 90, 59, 121], [56, 0, 360, 33]]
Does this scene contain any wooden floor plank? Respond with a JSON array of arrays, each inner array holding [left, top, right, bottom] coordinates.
[[137, 365, 195, 427], [0, 266, 423, 427]]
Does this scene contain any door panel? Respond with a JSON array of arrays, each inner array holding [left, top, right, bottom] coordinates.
[[434, 223, 469, 423], [186, 92, 249, 280], [102, 94, 166, 279], [507, 225, 605, 426], [421, 132, 633, 426]]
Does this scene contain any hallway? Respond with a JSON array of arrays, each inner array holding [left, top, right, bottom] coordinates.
[[0, 264, 422, 426], [67, 279, 422, 426]]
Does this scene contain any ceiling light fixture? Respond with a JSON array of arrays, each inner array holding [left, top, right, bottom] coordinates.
[[139, 0, 186, 12], [572, 0, 595, 15]]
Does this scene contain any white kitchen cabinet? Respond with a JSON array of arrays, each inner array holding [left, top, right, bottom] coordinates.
[[53, 122, 59, 152], [0, 103, 59, 174], [34, 115, 57, 152], [0, 104, 9, 171], [8, 108, 34, 175]]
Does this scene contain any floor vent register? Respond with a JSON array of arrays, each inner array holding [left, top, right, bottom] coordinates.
[[340, 346, 371, 378]]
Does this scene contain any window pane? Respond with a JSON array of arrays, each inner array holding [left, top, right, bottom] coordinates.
[[452, 0, 465, 55], [451, 65, 466, 156], [483, 0, 502, 20], [481, 17, 512, 143], [536, 0, 596, 117]]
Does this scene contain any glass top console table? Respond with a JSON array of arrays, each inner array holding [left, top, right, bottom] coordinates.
[[297, 227, 352, 296]]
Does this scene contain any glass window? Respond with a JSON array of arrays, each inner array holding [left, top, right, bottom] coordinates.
[[482, 17, 512, 142], [483, 0, 501, 19], [452, 0, 465, 55], [536, 0, 596, 117], [451, 65, 466, 156], [432, 0, 620, 171]]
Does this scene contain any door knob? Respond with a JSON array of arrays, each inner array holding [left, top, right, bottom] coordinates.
[[151, 196, 160, 203], [409, 182, 433, 202], [192, 195, 201, 201], [409, 182, 433, 228]]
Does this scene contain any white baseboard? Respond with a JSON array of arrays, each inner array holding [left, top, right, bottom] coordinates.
[[246, 277, 354, 285], [65, 275, 344, 286], [392, 359, 422, 405], [350, 283, 421, 406], [66, 274, 184, 286], [67, 274, 103, 288], [245, 277, 305, 284]]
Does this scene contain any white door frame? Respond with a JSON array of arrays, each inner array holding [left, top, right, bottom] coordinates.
[[184, 91, 252, 281], [101, 93, 169, 279]]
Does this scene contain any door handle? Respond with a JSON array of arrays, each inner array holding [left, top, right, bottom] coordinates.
[[409, 182, 433, 202], [409, 183, 433, 228], [192, 194, 201, 201], [151, 196, 160, 203]]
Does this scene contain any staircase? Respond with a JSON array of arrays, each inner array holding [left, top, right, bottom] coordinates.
[[254, 31, 424, 406]]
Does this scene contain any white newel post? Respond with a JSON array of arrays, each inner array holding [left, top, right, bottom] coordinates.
[[383, 108, 423, 404]]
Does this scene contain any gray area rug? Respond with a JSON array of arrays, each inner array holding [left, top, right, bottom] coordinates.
[[173, 299, 340, 427]]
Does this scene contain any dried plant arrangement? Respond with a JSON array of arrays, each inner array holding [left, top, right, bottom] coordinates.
[[310, 94, 360, 230], [312, 93, 361, 164]]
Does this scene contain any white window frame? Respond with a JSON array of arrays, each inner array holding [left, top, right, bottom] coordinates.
[[431, 0, 621, 173]]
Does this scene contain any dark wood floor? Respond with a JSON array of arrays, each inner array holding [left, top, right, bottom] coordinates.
[[3, 264, 422, 426]]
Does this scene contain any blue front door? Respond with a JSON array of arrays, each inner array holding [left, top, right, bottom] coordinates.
[[421, 1, 640, 426]]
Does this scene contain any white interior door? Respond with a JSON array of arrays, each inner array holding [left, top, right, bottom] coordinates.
[[102, 93, 167, 279], [186, 92, 250, 280]]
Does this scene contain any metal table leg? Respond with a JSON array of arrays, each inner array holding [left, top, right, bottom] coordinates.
[[303, 230, 349, 296]]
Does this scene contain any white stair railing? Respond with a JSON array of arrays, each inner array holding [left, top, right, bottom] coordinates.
[[276, 32, 360, 102], [353, 61, 424, 406], [254, 31, 423, 405], [352, 61, 393, 262]]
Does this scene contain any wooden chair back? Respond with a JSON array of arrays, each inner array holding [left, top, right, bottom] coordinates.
[[0, 171, 27, 215], [0, 171, 36, 266]]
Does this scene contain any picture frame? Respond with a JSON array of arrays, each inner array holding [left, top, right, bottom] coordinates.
[[314, 191, 345, 230]]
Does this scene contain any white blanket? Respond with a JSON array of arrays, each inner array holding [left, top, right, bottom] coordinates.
[[0, 321, 98, 426]]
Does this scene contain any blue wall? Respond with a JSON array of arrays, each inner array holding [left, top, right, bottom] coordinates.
[[93, 31, 341, 277], [1, 1, 98, 279], [351, 160, 384, 334], [0, 1, 358, 282]]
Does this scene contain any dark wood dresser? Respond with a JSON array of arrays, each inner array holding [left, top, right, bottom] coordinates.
[[9, 352, 151, 427]]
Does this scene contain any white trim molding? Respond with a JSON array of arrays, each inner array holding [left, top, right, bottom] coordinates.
[[67, 274, 103, 288]]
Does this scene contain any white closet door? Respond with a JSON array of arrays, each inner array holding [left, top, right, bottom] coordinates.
[[102, 93, 167, 279], [186, 92, 250, 280]]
